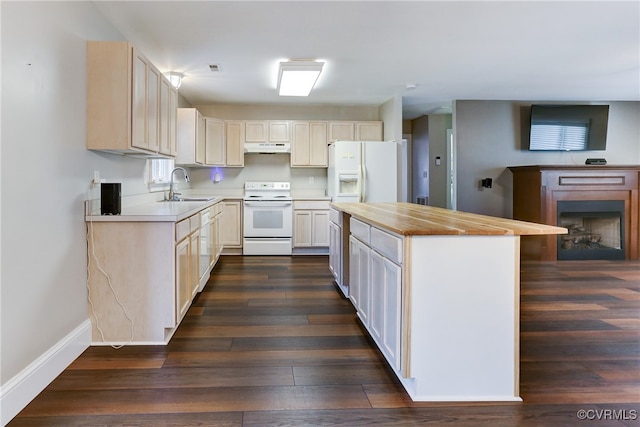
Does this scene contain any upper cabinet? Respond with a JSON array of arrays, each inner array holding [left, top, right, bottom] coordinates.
[[329, 121, 383, 142], [224, 121, 245, 167], [87, 41, 175, 157], [176, 108, 206, 166], [355, 121, 383, 141], [204, 118, 225, 166], [291, 121, 328, 167], [245, 120, 291, 143], [159, 77, 178, 157]]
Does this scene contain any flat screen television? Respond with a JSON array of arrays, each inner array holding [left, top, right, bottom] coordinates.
[[528, 104, 609, 151]]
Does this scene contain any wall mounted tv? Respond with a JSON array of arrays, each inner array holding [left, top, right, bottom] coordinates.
[[528, 104, 609, 151]]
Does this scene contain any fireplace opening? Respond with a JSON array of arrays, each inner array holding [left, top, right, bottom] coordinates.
[[557, 200, 625, 260]]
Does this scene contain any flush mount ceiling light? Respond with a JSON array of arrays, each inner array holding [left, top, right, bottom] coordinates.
[[166, 72, 184, 89], [277, 60, 324, 96]]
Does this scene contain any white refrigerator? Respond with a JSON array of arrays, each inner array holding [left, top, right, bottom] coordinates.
[[328, 140, 400, 202]]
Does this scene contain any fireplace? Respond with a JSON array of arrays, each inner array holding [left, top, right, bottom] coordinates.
[[509, 165, 640, 261], [557, 200, 625, 260]]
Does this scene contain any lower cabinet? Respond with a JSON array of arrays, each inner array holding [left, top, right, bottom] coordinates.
[[86, 202, 223, 345], [349, 234, 370, 325], [349, 217, 402, 371], [293, 200, 330, 252], [220, 200, 243, 251], [370, 249, 402, 371]]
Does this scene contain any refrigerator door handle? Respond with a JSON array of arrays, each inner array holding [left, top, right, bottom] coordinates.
[[360, 144, 366, 202]]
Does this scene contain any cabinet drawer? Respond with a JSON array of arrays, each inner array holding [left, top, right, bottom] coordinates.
[[350, 218, 370, 244], [190, 214, 201, 233], [329, 208, 342, 226], [371, 227, 403, 265], [294, 200, 330, 210], [176, 218, 191, 242]]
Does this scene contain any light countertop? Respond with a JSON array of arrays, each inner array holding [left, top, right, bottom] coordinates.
[[331, 202, 568, 236], [86, 197, 223, 222]]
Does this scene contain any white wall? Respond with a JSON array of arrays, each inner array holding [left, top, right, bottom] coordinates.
[[1, 2, 157, 423], [454, 100, 640, 218]]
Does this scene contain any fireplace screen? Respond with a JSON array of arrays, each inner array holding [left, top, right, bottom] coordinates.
[[557, 200, 625, 260]]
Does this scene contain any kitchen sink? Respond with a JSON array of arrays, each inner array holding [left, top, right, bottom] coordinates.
[[160, 197, 216, 202]]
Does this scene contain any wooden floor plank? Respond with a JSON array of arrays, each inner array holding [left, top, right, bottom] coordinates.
[[8, 256, 640, 426]]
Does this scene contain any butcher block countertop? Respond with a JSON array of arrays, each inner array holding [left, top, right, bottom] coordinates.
[[330, 202, 567, 237]]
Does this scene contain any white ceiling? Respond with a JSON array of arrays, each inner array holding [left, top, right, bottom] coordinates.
[[94, 1, 639, 119]]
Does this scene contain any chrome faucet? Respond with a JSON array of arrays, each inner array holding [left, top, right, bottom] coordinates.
[[168, 167, 190, 201]]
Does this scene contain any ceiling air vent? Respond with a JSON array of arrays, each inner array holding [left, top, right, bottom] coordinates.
[[209, 64, 220, 72]]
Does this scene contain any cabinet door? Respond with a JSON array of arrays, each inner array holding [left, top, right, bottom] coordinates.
[[205, 118, 225, 165], [381, 256, 402, 371], [168, 87, 178, 156], [245, 120, 268, 142], [147, 65, 160, 153], [291, 121, 310, 166], [220, 201, 242, 248], [196, 113, 206, 164], [293, 211, 312, 247], [225, 120, 245, 167], [269, 121, 290, 142], [309, 122, 328, 166], [355, 121, 383, 141], [175, 237, 190, 322], [349, 235, 370, 324], [311, 210, 329, 247], [369, 250, 385, 344], [159, 77, 173, 156], [329, 121, 355, 142], [131, 49, 148, 150], [190, 231, 200, 299], [329, 221, 341, 282]]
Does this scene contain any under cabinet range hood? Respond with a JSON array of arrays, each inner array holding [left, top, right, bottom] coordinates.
[[244, 142, 291, 154]]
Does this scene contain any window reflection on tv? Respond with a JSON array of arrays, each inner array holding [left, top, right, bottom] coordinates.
[[528, 105, 609, 151]]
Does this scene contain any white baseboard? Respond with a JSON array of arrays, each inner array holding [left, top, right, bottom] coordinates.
[[0, 319, 91, 426]]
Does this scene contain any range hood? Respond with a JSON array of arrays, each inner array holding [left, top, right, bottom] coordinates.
[[244, 142, 291, 154]]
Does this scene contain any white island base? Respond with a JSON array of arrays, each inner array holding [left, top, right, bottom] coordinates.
[[329, 202, 567, 403], [398, 234, 522, 402]]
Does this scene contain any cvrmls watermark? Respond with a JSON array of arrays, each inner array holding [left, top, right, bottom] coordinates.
[[576, 409, 637, 421]]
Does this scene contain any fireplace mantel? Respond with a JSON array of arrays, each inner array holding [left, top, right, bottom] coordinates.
[[508, 165, 640, 261]]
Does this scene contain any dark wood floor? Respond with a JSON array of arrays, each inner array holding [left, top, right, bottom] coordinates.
[[9, 256, 640, 426]]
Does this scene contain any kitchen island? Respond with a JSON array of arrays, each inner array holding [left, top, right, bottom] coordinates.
[[329, 202, 566, 402]]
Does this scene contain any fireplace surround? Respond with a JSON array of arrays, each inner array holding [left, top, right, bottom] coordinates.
[[508, 165, 640, 261]]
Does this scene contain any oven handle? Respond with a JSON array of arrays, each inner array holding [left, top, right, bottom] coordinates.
[[244, 201, 293, 207]]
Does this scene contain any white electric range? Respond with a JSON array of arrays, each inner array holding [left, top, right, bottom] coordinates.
[[243, 182, 293, 255]]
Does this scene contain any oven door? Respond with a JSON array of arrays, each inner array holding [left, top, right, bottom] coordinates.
[[243, 200, 293, 238]]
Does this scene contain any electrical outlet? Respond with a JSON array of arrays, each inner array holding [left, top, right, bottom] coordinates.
[[309, 176, 315, 184]]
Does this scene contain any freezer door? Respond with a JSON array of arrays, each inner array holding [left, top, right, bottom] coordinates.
[[362, 141, 399, 202], [328, 141, 362, 201]]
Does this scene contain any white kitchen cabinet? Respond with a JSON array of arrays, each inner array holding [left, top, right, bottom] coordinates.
[[205, 118, 225, 166], [291, 121, 328, 167], [370, 249, 402, 371], [176, 108, 206, 166], [159, 77, 178, 156], [225, 120, 245, 167], [355, 121, 383, 141], [349, 234, 370, 326], [220, 200, 243, 251], [87, 41, 168, 156], [329, 221, 341, 282]]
